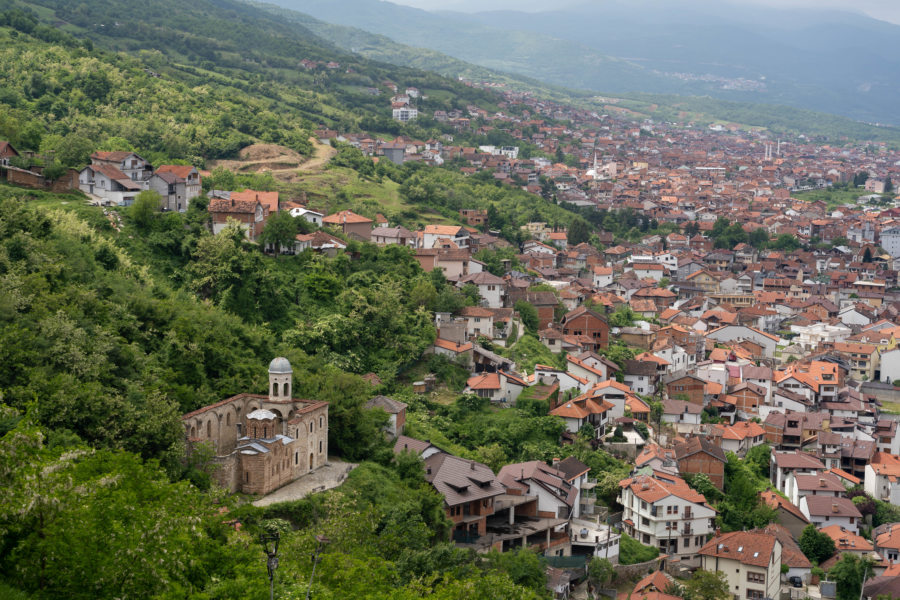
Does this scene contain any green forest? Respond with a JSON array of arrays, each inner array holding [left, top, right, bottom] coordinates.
[[0, 2, 607, 596]]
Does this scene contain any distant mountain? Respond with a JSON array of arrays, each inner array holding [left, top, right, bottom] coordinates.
[[264, 0, 684, 94], [272, 0, 900, 125]]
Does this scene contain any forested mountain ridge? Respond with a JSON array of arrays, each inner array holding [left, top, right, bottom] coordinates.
[[0, 0, 507, 165]]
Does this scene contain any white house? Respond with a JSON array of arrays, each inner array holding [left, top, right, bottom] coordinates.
[[464, 371, 528, 404], [619, 472, 716, 566], [880, 226, 900, 258], [422, 225, 470, 250], [799, 496, 862, 534], [498, 461, 579, 518], [699, 531, 782, 600], [592, 265, 614, 288], [706, 325, 780, 358], [532, 365, 589, 395], [771, 450, 825, 493], [78, 164, 143, 206], [288, 207, 323, 226], [459, 271, 505, 308], [864, 454, 900, 504], [879, 348, 900, 383], [784, 471, 847, 507], [661, 399, 702, 426]]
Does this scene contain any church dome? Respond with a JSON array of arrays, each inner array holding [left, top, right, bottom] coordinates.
[[268, 357, 292, 374], [247, 409, 277, 421]]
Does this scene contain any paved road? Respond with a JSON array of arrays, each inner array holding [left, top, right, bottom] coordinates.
[[252, 460, 357, 507]]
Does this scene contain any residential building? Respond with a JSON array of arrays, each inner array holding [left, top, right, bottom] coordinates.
[[364, 395, 407, 439], [699, 530, 782, 600], [675, 436, 727, 490], [799, 496, 862, 534], [760, 491, 810, 539], [498, 461, 579, 518], [559, 306, 609, 350], [208, 195, 268, 239], [322, 210, 373, 241], [149, 164, 202, 212], [619, 471, 716, 566]]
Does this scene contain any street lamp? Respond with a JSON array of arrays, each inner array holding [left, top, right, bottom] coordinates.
[[260, 532, 280, 600], [305, 534, 330, 600]]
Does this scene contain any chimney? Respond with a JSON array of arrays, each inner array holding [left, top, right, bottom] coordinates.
[[832, 503, 839, 513], [552, 457, 560, 467], [470, 461, 475, 471], [820, 478, 826, 487]]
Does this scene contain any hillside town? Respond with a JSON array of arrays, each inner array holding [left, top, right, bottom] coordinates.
[[5, 73, 900, 600]]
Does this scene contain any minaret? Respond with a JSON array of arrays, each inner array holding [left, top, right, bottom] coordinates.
[[268, 357, 293, 401]]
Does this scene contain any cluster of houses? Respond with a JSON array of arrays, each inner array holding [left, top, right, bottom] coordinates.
[[78, 151, 202, 211], [391, 433, 621, 566]]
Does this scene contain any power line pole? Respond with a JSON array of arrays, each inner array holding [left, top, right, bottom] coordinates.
[[305, 534, 330, 600]]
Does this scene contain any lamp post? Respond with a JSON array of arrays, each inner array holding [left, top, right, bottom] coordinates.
[[305, 534, 330, 600], [260, 532, 280, 600]]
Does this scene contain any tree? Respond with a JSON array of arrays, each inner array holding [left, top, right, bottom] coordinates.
[[587, 557, 614, 588], [567, 218, 591, 246], [799, 524, 836, 564], [259, 210, 299, 255], [53, 134, 94, 168], [828, 553, 875, 600], [771, 233, 801, 251], [514, 300, 539, 334], [685, 569, 730, 600], [744, 444, 771, 479], [130, 190, 161, 229], [748, 228, 769, 248]]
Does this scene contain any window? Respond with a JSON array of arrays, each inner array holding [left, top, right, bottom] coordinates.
[[319, 416, 324, 428], [319, 440, 323, 453], [747, 572, 765, 584], [747, 590, 764, 600]]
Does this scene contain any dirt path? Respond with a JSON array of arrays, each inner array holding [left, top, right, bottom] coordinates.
[[298, 136, 337, 173], [207, 138, 336, 183]]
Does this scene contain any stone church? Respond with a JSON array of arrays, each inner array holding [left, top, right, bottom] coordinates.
[[182, 357, 329, 494]]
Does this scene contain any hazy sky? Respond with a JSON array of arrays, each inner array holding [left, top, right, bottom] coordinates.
[[389, 0, 900, 24]]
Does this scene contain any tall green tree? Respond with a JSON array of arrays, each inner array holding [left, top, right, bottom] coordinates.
[[685, 569, 731, 600], [259, 210, 299, 255], [829, 554, 875, 600], [567, 218, 591, 246], [799, 524, 836, 564], [130, 190, 161, 229]]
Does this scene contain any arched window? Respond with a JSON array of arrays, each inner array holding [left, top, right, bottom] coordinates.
[[319, 416, 323, 428], [310, 421, 314, 433], [190, 425, 196, 438], [295, 452, 298, 465], [285, 383, 290, 397], [273, 382, 279, 396], [206, 420, 211, 438], [226, 413, 231, 426], [319, 440, 323, 453], [309, 453, 314, 470]]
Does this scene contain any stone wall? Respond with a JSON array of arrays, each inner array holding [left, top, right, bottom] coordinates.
[[213, 452, 241, 493], [613, 556, 664, 582]]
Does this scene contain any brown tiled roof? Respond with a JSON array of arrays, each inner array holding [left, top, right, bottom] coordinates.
[[699, 530, 778, 567], [425, 453, 505, 507], [803, 495, 862, 519]]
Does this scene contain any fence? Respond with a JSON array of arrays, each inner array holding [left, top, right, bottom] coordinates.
[[544, 555, 588, 569]]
